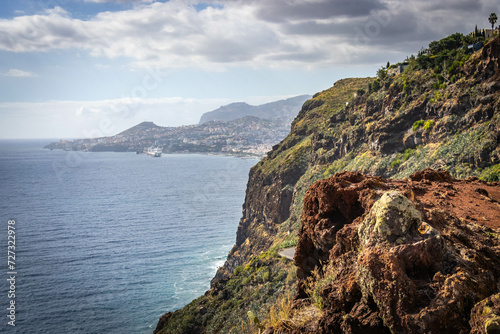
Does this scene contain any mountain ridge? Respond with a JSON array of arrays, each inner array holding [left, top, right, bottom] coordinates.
[[198, 95, 312, 124]]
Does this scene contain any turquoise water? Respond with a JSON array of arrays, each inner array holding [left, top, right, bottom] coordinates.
[[0, 140, 256, 333]]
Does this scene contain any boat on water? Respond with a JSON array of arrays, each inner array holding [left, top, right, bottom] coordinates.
[[145, 142, 162, 157]]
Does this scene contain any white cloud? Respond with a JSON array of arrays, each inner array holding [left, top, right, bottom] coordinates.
[[84, 0, 153, 3], [94, 63, 111, 68], [0, 93, 298, 139], [2, 69, 37, 77], [0, 97, 231, 139], [0, 0, 496, 69]]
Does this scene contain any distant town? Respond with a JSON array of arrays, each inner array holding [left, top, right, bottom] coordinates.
[[45, 95, 311, 158], [45, 118, 288, 157]]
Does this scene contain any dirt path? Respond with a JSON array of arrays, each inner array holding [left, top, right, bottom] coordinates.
[[279, 247, 296, 260]]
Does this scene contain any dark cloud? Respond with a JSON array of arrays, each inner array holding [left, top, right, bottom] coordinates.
[[281, 9, 428, 44], [264, 49, 330, 63], [198, 38, 259, 63], [416, 0, 484, 12], [253, 0, 387, 23]]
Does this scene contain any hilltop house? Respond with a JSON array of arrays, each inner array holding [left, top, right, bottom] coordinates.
[[473, 28, 499, 39], [388, 63, 409, 76], [482, 28, 498, 39]]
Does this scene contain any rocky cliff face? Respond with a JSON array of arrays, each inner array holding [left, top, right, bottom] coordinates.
[[214, 36, 500, 284], [155, 36, 500, 334], [211, 147, 305, 283], [280, 169, 500, 333]]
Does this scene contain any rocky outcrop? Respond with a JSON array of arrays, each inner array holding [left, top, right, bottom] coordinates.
[[291, 170, 500, 333]]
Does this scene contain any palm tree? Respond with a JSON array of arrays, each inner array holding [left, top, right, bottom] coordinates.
[[489, 12, 497, 30]]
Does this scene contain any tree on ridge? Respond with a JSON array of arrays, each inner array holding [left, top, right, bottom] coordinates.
[[489, 12, 497, 30]]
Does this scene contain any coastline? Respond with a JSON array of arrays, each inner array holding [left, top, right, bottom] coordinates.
[[44, 144, 266, 160]]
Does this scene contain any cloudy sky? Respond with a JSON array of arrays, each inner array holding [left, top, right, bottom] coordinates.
[[0, 0, 497, 139]]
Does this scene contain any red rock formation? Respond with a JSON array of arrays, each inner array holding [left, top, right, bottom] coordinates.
[[292, 169, 500, 333]]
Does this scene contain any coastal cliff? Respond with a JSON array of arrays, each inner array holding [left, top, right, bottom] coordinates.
[[155, 35, 500, 333]]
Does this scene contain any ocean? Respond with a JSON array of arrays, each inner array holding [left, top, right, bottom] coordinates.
[[0, 140, 257, 333]]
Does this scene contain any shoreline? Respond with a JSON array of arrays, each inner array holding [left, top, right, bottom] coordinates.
[[44, 146, 265, 160]]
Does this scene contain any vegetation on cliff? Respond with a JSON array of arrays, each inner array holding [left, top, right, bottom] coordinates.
[[155, 34, 500, 334], [154, 251, 296, 334]]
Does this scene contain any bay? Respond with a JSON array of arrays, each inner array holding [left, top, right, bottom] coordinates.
[[0, 140, 256, 333]]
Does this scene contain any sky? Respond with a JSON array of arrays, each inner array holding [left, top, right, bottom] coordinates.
[[0, 0, 498, 139]]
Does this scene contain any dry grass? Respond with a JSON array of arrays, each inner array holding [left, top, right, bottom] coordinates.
[[304, 266, 326, 309], [269, 303, 322, 333], [245, 291, 323, 334], [238, 320, 254, 334], [291, 304, 322, 328], [264, 295, 293, 328]]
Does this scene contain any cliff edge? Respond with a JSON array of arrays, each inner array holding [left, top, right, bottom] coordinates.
[[155, 35, 500, 334]]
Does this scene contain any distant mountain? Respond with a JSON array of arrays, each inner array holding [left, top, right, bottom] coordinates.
[[117, 121, 160, 136], [198, 95, 311, 124]]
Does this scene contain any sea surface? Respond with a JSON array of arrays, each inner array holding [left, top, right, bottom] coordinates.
[[0, 140, 257, 333]]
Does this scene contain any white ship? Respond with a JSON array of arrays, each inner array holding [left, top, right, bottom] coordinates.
[[146, 142, 162, 157]]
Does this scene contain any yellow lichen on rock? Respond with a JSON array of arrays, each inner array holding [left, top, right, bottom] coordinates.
[[358, 191, 422, 247]]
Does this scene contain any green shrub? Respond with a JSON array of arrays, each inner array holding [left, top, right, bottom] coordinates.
[[413, 120, 425, 131], [241, 276, 251, 286], [369, 79, 381, 93], [234, 266, 244, 276], [277, 237, 298, 250], [377, 67, 387, 80], [423, 120, 435, 131], [323, 158, 349, 178], [286, 267, 296, 285], [429, 33, 465, 54], [312, 291, 325, 310], [403, 148, 415, 161], [480, 164, 500, 182], [391, 159, 401, 168], [247, 311, 263, 331], [403, 82, 409, 92], [222, 300, 232, 310], [434, 91, 443, 101], [276, 270, 288, 282]]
